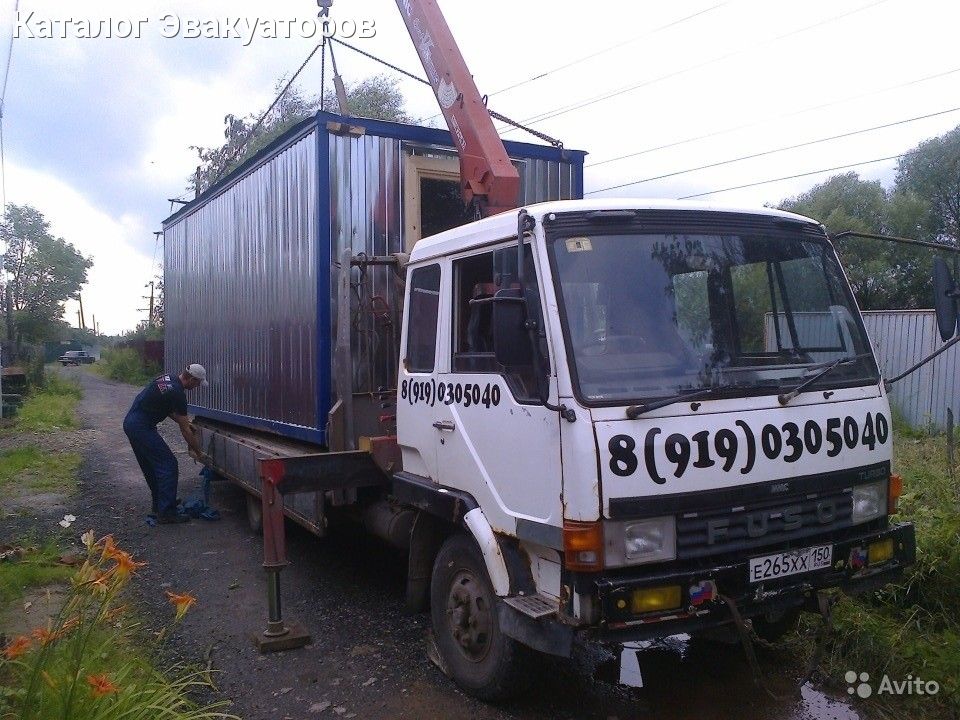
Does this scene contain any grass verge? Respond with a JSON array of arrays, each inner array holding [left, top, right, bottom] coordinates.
[[0, 544, 72, 612], [93, 349, 159, 386], [817, 429, 960, 717], [6, 373, 82, 434], [1, 535, 235, 719], [0, 446, 81, 496]]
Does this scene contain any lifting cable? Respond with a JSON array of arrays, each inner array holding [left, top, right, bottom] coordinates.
[[209, 41, 324, 187], [328, 37, 564, 148]]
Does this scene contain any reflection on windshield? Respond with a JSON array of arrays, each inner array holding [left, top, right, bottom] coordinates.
[[548, 230, 877, 404]]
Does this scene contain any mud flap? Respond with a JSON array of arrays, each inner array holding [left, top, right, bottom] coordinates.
[[497, 601, 574, 658]]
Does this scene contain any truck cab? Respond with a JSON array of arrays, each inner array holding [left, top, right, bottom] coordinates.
[[396, 198, 914, 696]]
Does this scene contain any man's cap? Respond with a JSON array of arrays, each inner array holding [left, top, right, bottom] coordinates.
[[186, 363, 209, 387]]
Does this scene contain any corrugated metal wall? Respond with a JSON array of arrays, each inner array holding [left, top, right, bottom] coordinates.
[[165, 128, 319, 431], [861, 310, 959, 430], [165, 115, 581, 439], [327, 133, 581, 397]]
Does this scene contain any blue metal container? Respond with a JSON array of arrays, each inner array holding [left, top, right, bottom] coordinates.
[[163, 111, 585, 444]]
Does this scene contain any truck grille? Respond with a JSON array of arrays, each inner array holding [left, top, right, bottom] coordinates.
[[675, 488, 853, 560]]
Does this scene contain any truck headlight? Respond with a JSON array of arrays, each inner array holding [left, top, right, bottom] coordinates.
[[851, 481, 886, 524], [604, 516, 676, 567]]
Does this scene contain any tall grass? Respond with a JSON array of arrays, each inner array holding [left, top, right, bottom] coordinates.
[[13, 374, 83, 433], [0, 532, 235, 720], [94, 349, 159, 387], [819, 429, 960, 717]]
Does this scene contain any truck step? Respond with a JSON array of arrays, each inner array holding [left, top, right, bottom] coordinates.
[[503, 593, 557, 619]]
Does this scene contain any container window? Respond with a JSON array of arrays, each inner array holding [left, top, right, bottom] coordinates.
[[407, 264, 441, 373]]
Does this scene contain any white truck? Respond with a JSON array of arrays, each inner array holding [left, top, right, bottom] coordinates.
[[167, 0, 921, 701]]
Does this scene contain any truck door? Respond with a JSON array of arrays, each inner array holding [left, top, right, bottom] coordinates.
[[431, 244, 562, 533], [397, 263, 444, 481]]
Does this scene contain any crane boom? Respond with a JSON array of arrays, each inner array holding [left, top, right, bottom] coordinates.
[[395, 0, 520, 217]]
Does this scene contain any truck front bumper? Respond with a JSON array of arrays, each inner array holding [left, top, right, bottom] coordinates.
[[587, 521, 915, 643]]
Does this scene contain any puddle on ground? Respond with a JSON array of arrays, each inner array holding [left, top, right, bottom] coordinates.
[[611, 634, 860, 720]]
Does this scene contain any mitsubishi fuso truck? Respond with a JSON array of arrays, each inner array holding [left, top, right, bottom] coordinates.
[[163, 0, 919, 701]]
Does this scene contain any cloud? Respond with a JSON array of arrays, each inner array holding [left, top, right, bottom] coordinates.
[[7, 161, 154, 335]]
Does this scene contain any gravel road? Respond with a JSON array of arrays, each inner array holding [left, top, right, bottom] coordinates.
[[9, 367, 862, 719]]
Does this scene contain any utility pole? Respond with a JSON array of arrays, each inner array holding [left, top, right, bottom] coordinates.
[[92, 314, 97, 338], [76, 309, 82, 329], [143, 281, 155, 329], [78, 294, 86, 330]]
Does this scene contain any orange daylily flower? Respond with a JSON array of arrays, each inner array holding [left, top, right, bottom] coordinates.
[[112, 551, 146, 580], [3, 635, 32, 659], [86, 673, 119, 697], [165, 590, 197, 620], [89, 571, 113, 594], [61, 615, 81, 634], [31, 627, 58, 646], [100, 535, 121, 561]]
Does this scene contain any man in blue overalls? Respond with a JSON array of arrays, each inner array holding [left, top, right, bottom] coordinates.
[[123, 364, 209, 524]]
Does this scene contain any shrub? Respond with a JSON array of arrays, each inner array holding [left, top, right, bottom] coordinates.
[[96, 349, 159, 386]]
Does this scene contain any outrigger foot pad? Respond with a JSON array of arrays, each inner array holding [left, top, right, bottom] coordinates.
[[252, 622, 311, 653]]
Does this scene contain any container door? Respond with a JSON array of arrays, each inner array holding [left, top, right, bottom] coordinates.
[[433, 245, 563, 533]]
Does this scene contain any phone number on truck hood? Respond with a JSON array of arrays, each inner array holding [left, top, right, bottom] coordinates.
[[596, 399, 892, 502]]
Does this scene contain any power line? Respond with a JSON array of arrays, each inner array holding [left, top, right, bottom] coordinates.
[[0, 0, 17, 112], [586, 105, 960, 195], [329, 37, 563, 146], [673, 154, 905, 200], [499, 0, 893, 133], [587, 65, 960, 169], [417, 0, 734, 125]]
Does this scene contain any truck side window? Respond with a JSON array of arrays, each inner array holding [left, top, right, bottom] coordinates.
[[451, 246, 546, 403], [407, 264, 441, 373]]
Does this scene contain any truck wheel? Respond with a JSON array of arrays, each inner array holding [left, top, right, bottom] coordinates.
[[752, 608, 800, 643], [246, 493, 263, 535], [430, 534, 522, 702]]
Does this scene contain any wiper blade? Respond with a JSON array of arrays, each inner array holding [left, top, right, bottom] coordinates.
[[626, 387, 716, 419], [777, 353, 872, 406]]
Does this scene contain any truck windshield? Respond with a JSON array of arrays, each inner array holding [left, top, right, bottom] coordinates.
[[547, 219, 879, 405]]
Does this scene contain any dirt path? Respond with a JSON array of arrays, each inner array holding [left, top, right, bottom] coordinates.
[[26, 367, 860, 719]]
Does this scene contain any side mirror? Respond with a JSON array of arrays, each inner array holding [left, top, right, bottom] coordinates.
[[933, 256, 958, 342], [492, 289, 533, 366]]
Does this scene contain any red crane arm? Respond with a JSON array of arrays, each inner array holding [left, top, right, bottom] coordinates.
[[395, 0, 520, 217]]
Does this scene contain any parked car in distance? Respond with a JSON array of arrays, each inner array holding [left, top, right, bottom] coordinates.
[[58, 350, 95, 366]]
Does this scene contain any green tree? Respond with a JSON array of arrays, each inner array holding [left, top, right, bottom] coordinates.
[[779, 173, 934, 310], [190, 74, 409, 194], [895, 126, 960, 245], [0, 204, 92, 349], [322, 74, 410, 123]]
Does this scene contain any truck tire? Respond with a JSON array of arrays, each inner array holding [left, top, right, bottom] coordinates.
[[246, 493, 263, 535], [430, 533, 522, 702]]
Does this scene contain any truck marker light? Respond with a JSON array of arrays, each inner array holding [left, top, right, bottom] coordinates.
[[888, 474, 903, 514], [630, 586, 682, 614], [563, 520, 603, 572], [868, 539, 894, 566]]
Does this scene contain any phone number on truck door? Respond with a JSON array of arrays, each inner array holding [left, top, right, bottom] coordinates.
[[401, 379, 502, 409], [608, 412, 890, 483]]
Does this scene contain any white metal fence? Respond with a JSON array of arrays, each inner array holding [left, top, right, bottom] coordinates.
[[761, 309, 956, 429], [861, 310, 960, 430]]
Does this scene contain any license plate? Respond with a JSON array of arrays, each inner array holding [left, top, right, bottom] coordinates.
[[749, 544, 832, 583]]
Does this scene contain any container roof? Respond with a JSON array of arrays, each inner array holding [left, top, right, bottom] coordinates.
[[162, 110, 586, 228]]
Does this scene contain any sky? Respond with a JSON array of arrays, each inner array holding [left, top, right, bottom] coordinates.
[[1, 0, 959, 333]]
